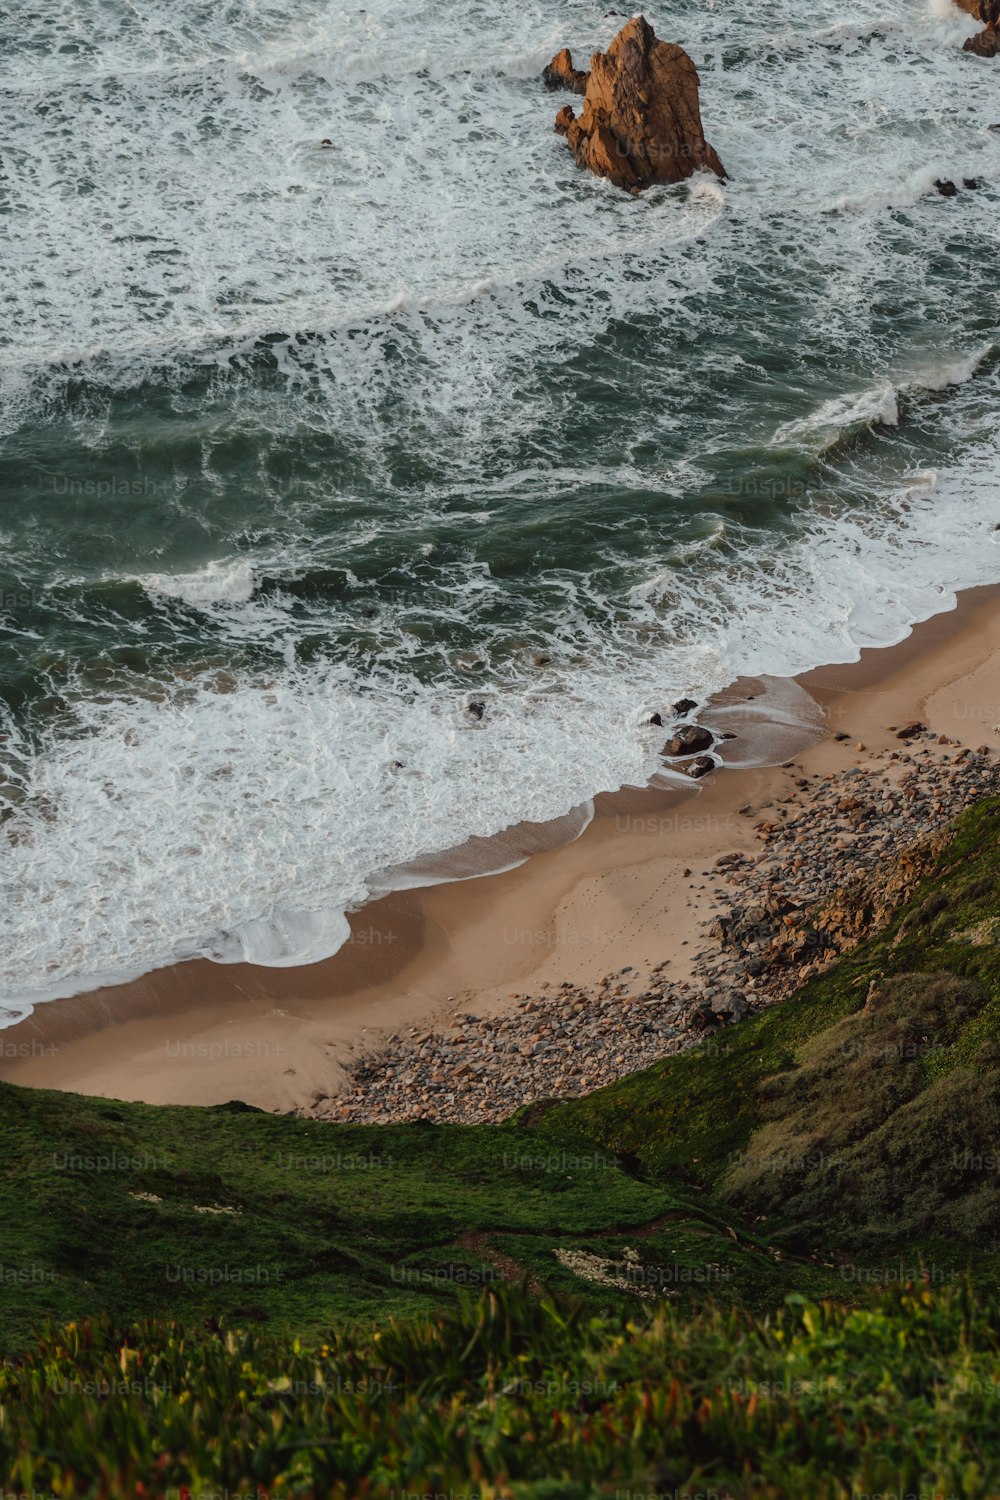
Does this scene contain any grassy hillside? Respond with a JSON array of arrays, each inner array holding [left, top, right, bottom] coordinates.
[[546, 796, 1000, 1249], [4, 795, 1000, 1494], [0, 1062, 836, 1355]]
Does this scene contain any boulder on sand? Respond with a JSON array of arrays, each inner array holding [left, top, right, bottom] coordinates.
[[548, 16, 726, 193], [667, 724, 714, 757], [686, 754, 716, 779]]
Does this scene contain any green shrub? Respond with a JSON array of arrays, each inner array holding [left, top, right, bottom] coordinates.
[[3, 1282, 1000, 1497]]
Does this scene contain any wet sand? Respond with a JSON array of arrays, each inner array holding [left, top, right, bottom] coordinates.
[[3, 583, 1000, 1111]]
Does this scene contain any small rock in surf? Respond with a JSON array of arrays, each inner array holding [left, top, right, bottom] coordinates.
[[667, 724, 714, 756]]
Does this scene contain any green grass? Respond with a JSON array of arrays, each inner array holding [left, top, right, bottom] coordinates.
[[5, 795, 1000, 1493], [542, 797, 1000, 1195], [0, 1088, 685, 1348], [4, 1282, 1000, 1497]]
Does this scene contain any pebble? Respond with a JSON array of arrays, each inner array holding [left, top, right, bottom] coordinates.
[[310, 728, 1000, 1127]]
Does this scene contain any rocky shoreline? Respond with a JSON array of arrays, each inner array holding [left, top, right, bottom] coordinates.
[[311, 725, 1000, 1127]]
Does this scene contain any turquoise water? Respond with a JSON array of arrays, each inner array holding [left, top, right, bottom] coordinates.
[[1, 0, 999, 1010]]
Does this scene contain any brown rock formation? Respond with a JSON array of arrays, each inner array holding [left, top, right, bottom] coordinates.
[[543, 47, 588, 94], [955, 0, 1000, 53], [667, 724, 714, 757], [965, 25, 999, 54], [550, 16, 725, 193]]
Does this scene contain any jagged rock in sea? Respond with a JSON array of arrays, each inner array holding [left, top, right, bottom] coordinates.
[[955, 0, 1000, 54], [547, 16, 726, 193], [543, 47, 588, 94], [965, 26, 999, 55]]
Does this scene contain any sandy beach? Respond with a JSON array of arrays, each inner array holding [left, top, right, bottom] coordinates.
[[4, 583, 1000, 1114]]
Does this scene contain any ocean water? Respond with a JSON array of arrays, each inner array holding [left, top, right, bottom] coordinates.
[[1, 0, 999, 1016]]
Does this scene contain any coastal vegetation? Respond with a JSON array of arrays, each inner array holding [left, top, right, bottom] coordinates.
[[4, 796, 1000, 1492], [5, 1282, 1000, 1498]]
